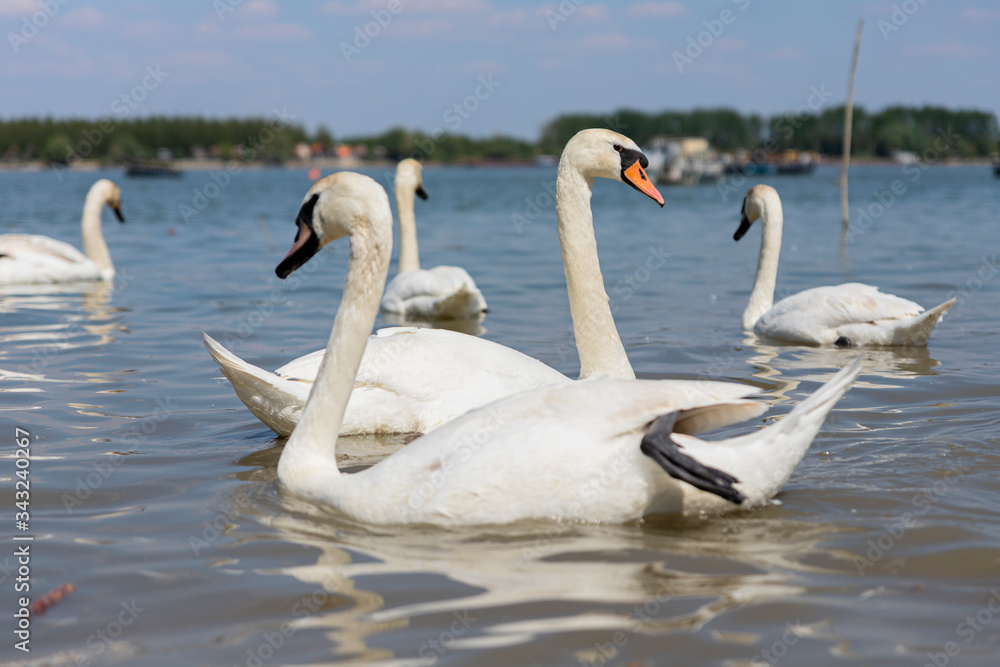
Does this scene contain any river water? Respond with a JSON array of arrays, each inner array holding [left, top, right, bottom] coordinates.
[[1, 163, 998, 665]]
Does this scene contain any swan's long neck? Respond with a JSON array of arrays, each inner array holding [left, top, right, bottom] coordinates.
[[743, 192, 783, 331], [81, 190, 113, 277], [277, 221, 391, 494], [556, 162, 634, 380], [395, 181, 420, 273]]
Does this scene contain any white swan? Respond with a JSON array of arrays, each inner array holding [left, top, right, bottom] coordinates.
[[378, 158, 487, 320], [204, 129, 665, 436], [0, 179, 125, 285], [268, 171, 863, 526], [736, 185, 955, 347]]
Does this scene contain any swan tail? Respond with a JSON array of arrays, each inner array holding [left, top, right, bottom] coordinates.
[[641, 412, 746, 504], [430, 285, 487, 319], [202, 333, 303, 436], [690, 358, 862, 505], [899, 298, 955, 346]]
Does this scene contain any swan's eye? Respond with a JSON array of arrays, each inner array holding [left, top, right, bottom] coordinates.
[[613, 144, 622, 152]]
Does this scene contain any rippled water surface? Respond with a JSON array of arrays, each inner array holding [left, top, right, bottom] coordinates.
[[1, 164, 999, 665]]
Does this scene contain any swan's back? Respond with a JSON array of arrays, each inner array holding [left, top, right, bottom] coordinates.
[[332, 377, 765, 525], [0, 234, 102, 284], [380, 266, 487, 318], [757, 283, 925, 344]]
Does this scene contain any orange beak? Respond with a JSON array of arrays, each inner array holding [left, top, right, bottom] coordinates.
[[623, 160, 664, 207]]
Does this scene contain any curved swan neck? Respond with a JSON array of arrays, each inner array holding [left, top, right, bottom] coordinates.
[[743, 190, 783, 331], [556, 160, 634, 380], [81, 187, 113, 276], [395, 180, 420, 273], [278, 219, 392, 489]]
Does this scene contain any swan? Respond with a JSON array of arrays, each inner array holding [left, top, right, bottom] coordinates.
[[735, 185, 955, 347], [378, 158, 487, 320], [204, 128, 665, 436], [268, 171, 863, 526], [0, 178, 125, 285]]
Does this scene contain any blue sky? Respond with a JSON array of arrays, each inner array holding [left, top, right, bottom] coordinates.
[[2, 0, 998, 139]]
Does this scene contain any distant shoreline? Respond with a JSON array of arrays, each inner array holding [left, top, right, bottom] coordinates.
[[0, 156, 994, 173]]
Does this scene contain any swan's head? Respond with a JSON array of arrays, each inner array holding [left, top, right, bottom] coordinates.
[[396, 158, 427, 199], [91, 178, 125, 223], [561, 129, 664, 207], [276, 172, 391, 279], [734, 184, 778, 241]]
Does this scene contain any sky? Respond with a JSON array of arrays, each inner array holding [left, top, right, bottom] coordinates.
[[1, 0, 998, 140]]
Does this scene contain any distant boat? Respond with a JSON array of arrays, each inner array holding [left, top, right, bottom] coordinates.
[[643, 136, 724, 186], [724, 150, 817, 176], [994, 158, 1000, 178], [124, 161, 181, 177]]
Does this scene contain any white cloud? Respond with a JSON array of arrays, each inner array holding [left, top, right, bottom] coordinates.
[[960, 8, 1000, 20], [61, 6, 107, 30], [627, 2, 686, 18], [0, 0, 40, 17], [323, 0, 491, 13], [234, 22, 312, 41], [905, 40, 989, 58], [240, 0, 279, 19]]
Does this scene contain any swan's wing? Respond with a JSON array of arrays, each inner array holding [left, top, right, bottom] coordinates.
[[0, 234, 87, 264], [0, 234, 100, 284], [203, 333, 312, 436], [212, 328, 569, 436], [759, 283, 925, 344]]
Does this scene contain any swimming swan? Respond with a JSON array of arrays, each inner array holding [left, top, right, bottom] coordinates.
[[736, 185, 954, 347], [203, 129, 665, 436], [0, 179, 125, 285], [269, 171, 863, 526], [379, 158, 487, 319]]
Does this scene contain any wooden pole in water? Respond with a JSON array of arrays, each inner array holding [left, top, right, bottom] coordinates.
[[841, 19, 863, 237]]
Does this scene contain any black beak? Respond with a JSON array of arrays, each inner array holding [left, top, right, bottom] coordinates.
[[734, 198, 751, 241], [275, 195, 321, 279], [415, 185, 428, 200], [112, 206, 125, 223]]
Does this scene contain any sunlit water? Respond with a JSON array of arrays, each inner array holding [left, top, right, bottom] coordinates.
[[1, 164, 998, 666]]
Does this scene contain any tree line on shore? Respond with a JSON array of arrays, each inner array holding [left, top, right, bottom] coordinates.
[[0, 105, 995, 166]]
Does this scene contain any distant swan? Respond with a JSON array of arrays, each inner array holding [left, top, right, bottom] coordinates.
[[267, 171, 863, 526], [204, 129, 665, 436], [736, 185, 954, 347], [0, 179, 125, 285], [378, 158, 487, 320]]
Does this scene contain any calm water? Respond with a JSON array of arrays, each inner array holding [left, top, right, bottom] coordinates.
[[1, 163, 999, 666]]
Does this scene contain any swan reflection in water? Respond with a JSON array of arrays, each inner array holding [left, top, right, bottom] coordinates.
[[0, 279, 129, 385], [217, 437, 855, 663], [741, 334, 942, 407]]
